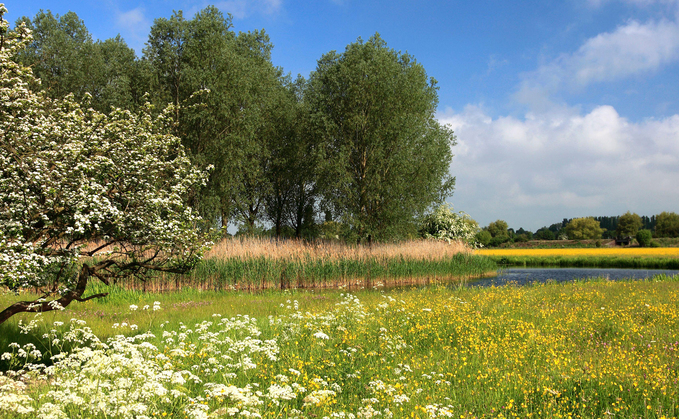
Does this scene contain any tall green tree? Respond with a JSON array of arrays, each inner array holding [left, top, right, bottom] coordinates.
[[486, 220, 509, 238], [144, 7, 287, 232], [307, 34, 455, 242], [15, 10, 141, 112], [263, 76, 320, 238], [564, 217, 604, 240], [655, 211, 679, 238], [616, 211, 643, 238]]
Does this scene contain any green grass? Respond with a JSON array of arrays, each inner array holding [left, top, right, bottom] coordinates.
[[2, 275, 679, 418]]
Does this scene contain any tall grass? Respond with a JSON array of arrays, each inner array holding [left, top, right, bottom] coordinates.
[[115, 238, 496, 291]]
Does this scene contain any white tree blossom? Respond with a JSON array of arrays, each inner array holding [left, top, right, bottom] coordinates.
[[419, 204, 480, 247], [0, 4, 209, 324]]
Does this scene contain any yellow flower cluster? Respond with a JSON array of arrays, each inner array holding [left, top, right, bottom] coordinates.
[[477, 248, 679, 258]]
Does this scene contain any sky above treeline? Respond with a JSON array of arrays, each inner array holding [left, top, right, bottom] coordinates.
[[9, 0, 679, 231]]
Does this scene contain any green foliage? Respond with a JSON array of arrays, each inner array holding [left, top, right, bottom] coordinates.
[[475, 230, 492, 247], [535, 228, 555, 240], [636, 229, 653, 247], [15, 10, 142, 112], [489, 235, 511, 247], [564, 217, 604, 240], [419, 204, 480, 245], [616, 211, 643, 238], [486, 220, 509, 238], [655, 211, 679, 238], [308, 34, 456, 242]]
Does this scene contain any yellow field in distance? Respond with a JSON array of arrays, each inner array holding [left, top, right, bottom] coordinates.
[[476, 247, 679, 258]]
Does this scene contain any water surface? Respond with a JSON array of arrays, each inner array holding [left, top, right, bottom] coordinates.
[[470, 267, 679, 287]]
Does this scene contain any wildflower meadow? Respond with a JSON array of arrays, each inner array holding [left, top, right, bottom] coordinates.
[[2, 274, 679, 418]]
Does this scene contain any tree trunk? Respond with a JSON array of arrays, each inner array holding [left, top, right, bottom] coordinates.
[[0, 264, 109, 326]]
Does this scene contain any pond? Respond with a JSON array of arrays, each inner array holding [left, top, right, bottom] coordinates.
[[470, 267, 679, 287]]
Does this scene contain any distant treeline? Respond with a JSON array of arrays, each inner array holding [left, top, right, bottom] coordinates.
[[535, 215, 656, 239], [13, 8, 455, 243], [478, 211, 678, 247]]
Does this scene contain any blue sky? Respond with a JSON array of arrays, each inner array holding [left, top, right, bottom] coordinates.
[[9, 0, 679, 231]]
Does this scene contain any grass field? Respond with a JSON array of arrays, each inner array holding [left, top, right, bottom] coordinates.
[[477, 247, 679, 269], [2, 274, 679, 418]]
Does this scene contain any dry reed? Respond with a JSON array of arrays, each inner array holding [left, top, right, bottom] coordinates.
[[205, 237, 470, 262]]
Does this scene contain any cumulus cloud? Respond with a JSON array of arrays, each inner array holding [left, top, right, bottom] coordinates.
[[114, 7, 151, 55], [518, 17, 679, 102], [214, 0, 282, 19], [438, 105, 679, 230]]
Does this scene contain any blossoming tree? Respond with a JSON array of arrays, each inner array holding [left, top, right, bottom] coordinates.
[[0, 5, 208, 325], [419, 204, 480, 247]]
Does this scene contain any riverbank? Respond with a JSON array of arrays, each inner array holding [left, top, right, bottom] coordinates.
[[478, 247, 679, 269]]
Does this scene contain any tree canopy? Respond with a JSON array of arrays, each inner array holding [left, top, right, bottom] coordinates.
[[307, 34, 456, 242], [616, 212, 643, 238], [0, 9, 208, 325], [10, 9, 459, 242], [655, 212, 679, 238], [564, 217, 604, 240]]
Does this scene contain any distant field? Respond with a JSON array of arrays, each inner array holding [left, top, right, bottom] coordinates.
[[478, 247, 679, 269], [478, 247, 679, 258]]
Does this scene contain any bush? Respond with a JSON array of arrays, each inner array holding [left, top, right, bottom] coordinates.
[[489, 236, 511, 247], [420, 204, 480, 246], [636, 229, 653, 247], [475, 230, 492, 247], [650, 240, 661, 248], [595, 240, 602, 248]]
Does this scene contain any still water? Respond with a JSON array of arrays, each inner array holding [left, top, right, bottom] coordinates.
[[470, 267, 679, 287]]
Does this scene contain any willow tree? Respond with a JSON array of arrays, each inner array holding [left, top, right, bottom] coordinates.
[[0, 7, 208, 325], [308, 34, 456, 241], [144, 7, 287, 232]]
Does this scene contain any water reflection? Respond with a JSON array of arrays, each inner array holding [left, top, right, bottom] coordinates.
[[470, 267, 679, 287]]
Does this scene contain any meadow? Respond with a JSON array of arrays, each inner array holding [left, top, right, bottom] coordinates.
[[2, 274, 679, 418], [478, 247, 679, 269]]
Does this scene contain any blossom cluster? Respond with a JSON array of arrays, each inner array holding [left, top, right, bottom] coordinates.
[[0, 3, 209, 308]]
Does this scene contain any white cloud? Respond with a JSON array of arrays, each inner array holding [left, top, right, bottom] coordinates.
[[438, 105, 679, 230], [214, 0, 282, 19], [518, 17, 679, 101], [114, 7, 151, 55]]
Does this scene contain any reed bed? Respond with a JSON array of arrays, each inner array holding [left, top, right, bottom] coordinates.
[[206, 237, 470, 261], [478, 247, 679, 269], [118, 239, 494, 292]]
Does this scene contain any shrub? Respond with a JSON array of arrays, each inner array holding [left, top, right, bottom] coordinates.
[[420, 204, 480, 246], [636, 229, 653, 247], [475, 230, 492, 247]]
